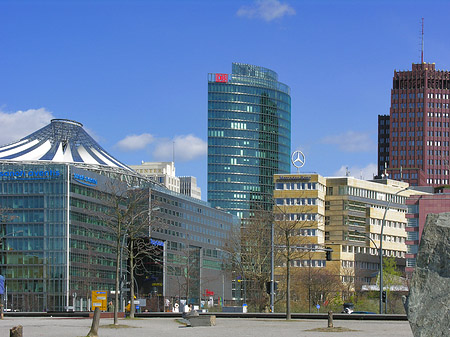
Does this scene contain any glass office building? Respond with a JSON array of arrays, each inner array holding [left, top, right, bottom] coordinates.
[[0, 119, 238, 312], [208, 63, 291, 218], [0, 119, 145, 311]]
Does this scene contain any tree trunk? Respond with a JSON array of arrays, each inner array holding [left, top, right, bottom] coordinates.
[[130, 239, 135, 318], [286, 233, 291, 320], [10, 325, 23, 337], [87, 307, 101, 337], [114, 228, 121, 325], [286, 256, 291, 320], [328, 311, 333, 328]]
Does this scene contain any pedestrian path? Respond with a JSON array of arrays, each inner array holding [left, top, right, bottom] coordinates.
[[0, 316, 414, 337]]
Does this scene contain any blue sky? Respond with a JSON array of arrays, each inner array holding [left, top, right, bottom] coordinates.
[[1, 0, 450, 200]]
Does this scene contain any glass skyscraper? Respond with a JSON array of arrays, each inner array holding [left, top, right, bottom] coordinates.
[[208, 63, 291, 219]]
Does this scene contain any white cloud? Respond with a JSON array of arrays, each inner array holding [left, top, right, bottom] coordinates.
[[153, 134, 207, 162], [237, 0, 296, 22], [115, 133, 154, 151], [321, 131, 376, 153], [333, 163, 378, 180], [0, 108, 54, 146]]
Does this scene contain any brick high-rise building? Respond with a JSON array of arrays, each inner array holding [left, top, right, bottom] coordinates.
[[378, 63, 450, 186]]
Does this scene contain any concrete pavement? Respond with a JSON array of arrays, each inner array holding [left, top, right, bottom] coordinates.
[[0, 316, 414, 337]]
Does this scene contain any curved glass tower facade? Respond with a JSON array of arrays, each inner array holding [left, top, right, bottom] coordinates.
[[208, 63, 291, 219]]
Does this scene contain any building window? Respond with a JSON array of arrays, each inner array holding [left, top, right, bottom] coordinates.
[[407, 231, 419, 241], [406, 258, 416, 267]]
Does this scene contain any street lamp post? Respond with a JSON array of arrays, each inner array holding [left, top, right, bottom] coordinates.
[[355, 230, 379, 251], [270, 222, 274, 313], [379, 187, 409, 314], [217, 249, 246, 306]]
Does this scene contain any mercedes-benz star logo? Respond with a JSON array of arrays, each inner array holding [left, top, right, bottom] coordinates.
[[291, 150, 305, 169]]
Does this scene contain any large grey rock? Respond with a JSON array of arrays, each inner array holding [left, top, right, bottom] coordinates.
[[404, 212, 450, 337]]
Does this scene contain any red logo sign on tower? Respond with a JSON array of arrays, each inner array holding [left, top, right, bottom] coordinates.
[[215, 73, 228, 83]]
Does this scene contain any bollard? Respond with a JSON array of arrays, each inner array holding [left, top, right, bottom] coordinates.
[[327, 311, 333, 328], [10, 325, 23, 337]]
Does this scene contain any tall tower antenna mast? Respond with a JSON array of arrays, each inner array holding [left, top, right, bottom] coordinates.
[[421, 17, 424, 63], [172, 140, 175, 163]]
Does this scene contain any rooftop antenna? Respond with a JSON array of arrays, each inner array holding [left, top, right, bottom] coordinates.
[[421, 17, 424, 63], [172, 140, 175, 163]]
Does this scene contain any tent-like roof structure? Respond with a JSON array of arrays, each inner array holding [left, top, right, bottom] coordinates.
[[0, 119, 133, 173]]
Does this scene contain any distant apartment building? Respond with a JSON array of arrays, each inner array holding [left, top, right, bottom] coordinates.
[[273, 174, 427, 290], [378, 62, 450, 186], [179, 176, 201, 200], [405, 187, 450, 275], [130, 161, 180, 193]]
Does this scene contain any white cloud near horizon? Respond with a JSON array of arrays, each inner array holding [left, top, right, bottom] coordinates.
[[115, 133, 155, 151], [153, 134, 207, 162], [0, 108, 54, 146], [237, 0, 296, 22], [333, 163, 378, 180], [321, 131, 376, 153]]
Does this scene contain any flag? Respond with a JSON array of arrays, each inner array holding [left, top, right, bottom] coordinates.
[[0, 275, 4, 295]]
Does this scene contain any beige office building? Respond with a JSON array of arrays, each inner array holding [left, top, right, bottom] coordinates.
[[273, 174, 428, 291]]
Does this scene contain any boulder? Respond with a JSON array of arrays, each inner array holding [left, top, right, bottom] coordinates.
[[404, 212, 450, 337]]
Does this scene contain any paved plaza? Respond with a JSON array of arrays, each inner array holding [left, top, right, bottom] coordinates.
[[0, 316, 414, 337]]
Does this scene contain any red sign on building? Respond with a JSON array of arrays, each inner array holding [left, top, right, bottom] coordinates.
[[215, 73, 228, 83]]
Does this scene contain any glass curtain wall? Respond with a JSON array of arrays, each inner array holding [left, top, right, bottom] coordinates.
[[0, 163, 68, 311], [208, 63, 291, 219]]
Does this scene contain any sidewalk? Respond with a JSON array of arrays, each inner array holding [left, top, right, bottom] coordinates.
[[0, 316, 414, 337]]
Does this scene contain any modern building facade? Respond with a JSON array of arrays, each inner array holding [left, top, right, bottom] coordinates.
[[149, 187, 239, 307], [377, 115, 390, 178], [208, 63, 291, 219], [273, 173, 428, 292], [0, 119, 238, 312], [379, 62, 450, 186], [405, 187, 450, 275]]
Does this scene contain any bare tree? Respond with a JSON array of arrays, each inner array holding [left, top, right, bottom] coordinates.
[[168, 242, 202, 309], [273, 201, 317, 319], [94, 184, 154, 324], [292, 264, 342, 312], [99, 184, 129, 325], [125, 188, 153, 318], [222, 207, 272, 312]]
